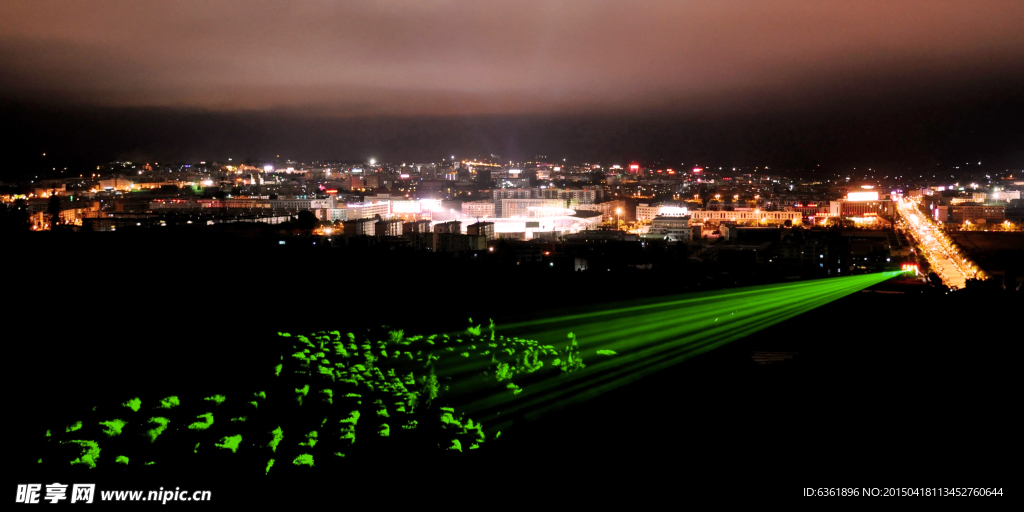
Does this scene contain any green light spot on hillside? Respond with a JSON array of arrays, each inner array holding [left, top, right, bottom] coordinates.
[[268, 427, 283, 453], [188, 413, 214, 430], [204, 395, 226, 406], [158, 396, 180, 409], [67, 440, 100, 468], [99, 419, 127, 437], [123, 398, 141, 412], [215, 435, 242, 453], [146, 417, 169, 443], [299, 431, 318, 447]]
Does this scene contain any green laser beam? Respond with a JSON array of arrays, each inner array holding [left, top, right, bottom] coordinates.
[[447, 271, 903, 429]]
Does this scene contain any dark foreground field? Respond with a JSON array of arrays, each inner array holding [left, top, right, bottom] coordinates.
[[949, 231, 1024, 282], [8, 233, 1016, 504]]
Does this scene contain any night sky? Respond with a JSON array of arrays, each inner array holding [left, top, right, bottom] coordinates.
[[2, 1, 1023, 172]]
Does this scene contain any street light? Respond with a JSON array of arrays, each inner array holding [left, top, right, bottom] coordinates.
[[616, 207, 623, 229]]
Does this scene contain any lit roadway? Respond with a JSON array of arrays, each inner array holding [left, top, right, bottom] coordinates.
[[896, 198, 977, 290]]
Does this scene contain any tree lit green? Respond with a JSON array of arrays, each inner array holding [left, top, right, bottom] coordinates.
[[158, 396, 180, 409], [123, 398, 141, 412], [188, 413, 214, 430], [299, 431, 318, 447], [204, 395, 226, 406], [215, 434, 242, 453], [267, 427, 283, 452], [67, 440, 100, 469], [146, 417, 169, 443], [99, 419, 127, 437]]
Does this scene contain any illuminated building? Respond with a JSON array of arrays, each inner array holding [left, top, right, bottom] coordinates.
[[97, 178, 133, 191], [636, 204, 689, 222], [492, 189, 533, 216], [643, 215, 695, 242], [345, 202, 391, 220], [466, 221, 496, 240], [691, 210, 801, 225], [785, 203, 830, 216], [342, 218, 376, 235], [573, 200, 628, 221], [500, 199, 569, 218], [314, 208, 348, 222], [433, 220, 462, 234], [492, 188, 597, 216], [402, 220, 432, 234], [462, 200, 495, 218], [208, 199, 273, 209], [374, 218, 403, 236], [827, 192, 894, 222], [535, 188, 598, 205], [934, 204, 1006, 224], [269, 198, 334, 211]]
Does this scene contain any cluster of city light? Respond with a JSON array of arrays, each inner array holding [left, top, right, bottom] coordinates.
[[896, 198, 982, 288]]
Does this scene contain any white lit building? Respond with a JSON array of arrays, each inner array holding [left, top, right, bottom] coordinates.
[[345, 201, 392, 219], [643, 215, 696, 242], [500, 198, 569, 218], [691, 210, 802, 225], [636, 204, 689, 222], [462, 200, 496, 218], [270, 198, 334, 211]]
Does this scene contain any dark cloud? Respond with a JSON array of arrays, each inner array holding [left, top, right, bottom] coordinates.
[[2, 1, 1022, 115], [2, 1, 1022, 170]]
